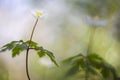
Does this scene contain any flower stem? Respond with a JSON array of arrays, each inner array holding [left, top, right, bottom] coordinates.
[[86, 27, 96, 55], [26, 18, 39, 80], [85, 27, 97, 80]]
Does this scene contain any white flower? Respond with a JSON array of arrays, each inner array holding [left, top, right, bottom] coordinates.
[[31, 10, 44, 18], [85, 16, 108, 27]]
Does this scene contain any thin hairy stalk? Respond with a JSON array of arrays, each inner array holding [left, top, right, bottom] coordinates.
[[26, 18, 39, 80]]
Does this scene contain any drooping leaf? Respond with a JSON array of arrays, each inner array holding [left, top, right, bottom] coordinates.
[[35, 47, 46, 57], [65, 63, 80, 77], [63, 54, 86, 78], [62, 53, 84, 64], [101, 68, 110, 78], [45, 50, 59, 67], [0, 41, 19, 52], [100, 62, 117, 80], [89, 59, 102, 69], [88, 54, 117, 79], [35, 46, 58, 66], [37, 50, 45, 57]]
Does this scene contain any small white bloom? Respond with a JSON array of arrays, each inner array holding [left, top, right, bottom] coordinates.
[[31, 9, 44, 18], [85, 16, 108, 27]]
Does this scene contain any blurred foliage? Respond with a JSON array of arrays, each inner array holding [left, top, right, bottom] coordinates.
[[62, 53, 117, 80]]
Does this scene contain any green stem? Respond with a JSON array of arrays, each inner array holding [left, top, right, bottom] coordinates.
[[85, 56, 88, 80], [86, 27, 96, 55], [26, 18, 39, 80], [85, 27, 97, 80]]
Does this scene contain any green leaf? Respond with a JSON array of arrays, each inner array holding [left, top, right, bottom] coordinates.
[[88, 54, 104, 69], [79, 58, 86, 69], [65, 64, 80, 77], [37, 50, 45, 57], [45, 50, 59, 67], [12, 44, 27, 57], [63, 54, 86, 77], [100, 62, 117, 80], [101, 68, 110, 78], [25, 40, 38, 48], [0, 41, 19, 52], [36, 47, 45, 57], [62, 53, 84, 64], [35, 47, 59, 67], [88, 54, 117, 79], [12, 46, 21, 57], [63, 53, 117, 79], [89, 59, 102, 69], [88, 53, 103, 61]]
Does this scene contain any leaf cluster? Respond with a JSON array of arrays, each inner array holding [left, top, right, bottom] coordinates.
[[0, 40, 58, 66], [63, 53, 117, 80]]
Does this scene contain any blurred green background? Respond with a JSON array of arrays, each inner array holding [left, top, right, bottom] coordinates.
[[0, 0, 120, 80]]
